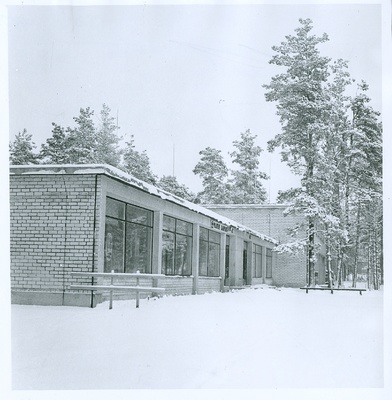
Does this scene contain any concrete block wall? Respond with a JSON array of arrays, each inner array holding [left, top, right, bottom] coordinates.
[[274, 253, 307, 287], [197, 277, 222, 294], [158, 276, 194, 296], [10, 173, 101, 305]]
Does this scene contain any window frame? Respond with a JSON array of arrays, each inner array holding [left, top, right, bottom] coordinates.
[[266, 248, 273, 279], [161, 215, 193, 276], [253, 244, 263, 278], [199, 227, 221, 277], [104, 197, 153, 274]]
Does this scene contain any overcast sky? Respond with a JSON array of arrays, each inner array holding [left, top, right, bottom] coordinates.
[[6, 1, 383, 202]]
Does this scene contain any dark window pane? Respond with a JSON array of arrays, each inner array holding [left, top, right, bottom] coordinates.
[[176, 219, 193, 236], [163, 215, 176, 232], [209, 231, 220, 244], [126, 204, 153, 226], [175, 234, 192, 276], [208, 242, 220, 277], [162, 231, 175, 275], [266, 248, 272, 278], [254, 252, 262, 278], [254, 244, 262, 254], [106, 198, 125, 220], [200, 227, 208, 241], [125, 223, 152, 273], [104, 218, 125, 272], [199, 240, 208, 276]]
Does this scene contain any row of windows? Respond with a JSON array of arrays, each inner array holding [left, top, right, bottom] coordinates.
[[104, 197, 273, 278]]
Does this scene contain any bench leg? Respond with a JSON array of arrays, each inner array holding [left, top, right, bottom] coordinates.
[[330, 289, 333, 294], [306, 288, 308, 294], [109, 274, 114, 309], [109, 289, 113, 310], [136, 291, 140, 308]]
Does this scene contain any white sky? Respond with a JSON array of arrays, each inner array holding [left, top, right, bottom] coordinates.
[[5, 1, 384, 202]]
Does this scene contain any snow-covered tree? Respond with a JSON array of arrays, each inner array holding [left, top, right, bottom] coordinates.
[[65, 107, 97, 164], [193, 147, 231, 204], [39, 123, 72, 164], [121, 136, 157, 185], [42, 104, 122, 167], [9, 128, 39, 165], [157, 175, 196, 202], [229, 129, 269, 204], [348, 82, 382, 288], [263, 18, 332, 286], [264, 19, 382, 289], [94, 104, 122, 168]]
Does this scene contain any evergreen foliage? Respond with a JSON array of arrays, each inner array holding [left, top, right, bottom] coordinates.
[[121, 135, 158, 185], [229, 129, 268, 204], [157, 175, 196, 202], [264, 18, 382, 288], [9, 129, 39, 165], [39, 123, 72, 164], [193, 147, 230, 204]]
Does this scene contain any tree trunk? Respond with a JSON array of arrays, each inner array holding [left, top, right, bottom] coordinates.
[[308, 217, 315, 287], [352, 202, 361, 288], [325, 226, 333, 288], [367, 232, 372, 290], [336, 242, 343, 287]]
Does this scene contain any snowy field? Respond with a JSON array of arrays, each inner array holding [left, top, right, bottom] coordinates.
[[10, 285, 384, 392]]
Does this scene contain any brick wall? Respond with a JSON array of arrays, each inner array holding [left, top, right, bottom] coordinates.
[[10, 173, 101, 305]]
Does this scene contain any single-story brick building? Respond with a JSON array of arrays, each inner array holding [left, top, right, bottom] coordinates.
[[10, 164, 279, 307], [206, 204, 327, 287]]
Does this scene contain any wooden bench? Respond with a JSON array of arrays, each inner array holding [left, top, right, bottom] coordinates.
[[70, 271, 165, 308], [300, 286, 366, 295]]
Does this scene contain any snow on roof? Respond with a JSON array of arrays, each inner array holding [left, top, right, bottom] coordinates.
[[10, 163, 278, 244], [206, 203, 290, 209]]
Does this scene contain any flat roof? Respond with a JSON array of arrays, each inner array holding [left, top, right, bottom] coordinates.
[[10, 164, 278, 245]]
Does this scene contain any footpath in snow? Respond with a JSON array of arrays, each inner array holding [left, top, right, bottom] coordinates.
[[11, 285, 383, 390]]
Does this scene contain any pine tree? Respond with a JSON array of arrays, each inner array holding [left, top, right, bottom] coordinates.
[[94, 104, 122, 168], [39, 123, 71, 164], [65, 107, 97, 164], [121, 136, 157, 185], [263, 18, 332, 286], [349, 82, 382, 288], [193, 147, 230, 204], [157, 175, 196, 202], [9, 129, 39, 165], [229, 129, 268, 204]]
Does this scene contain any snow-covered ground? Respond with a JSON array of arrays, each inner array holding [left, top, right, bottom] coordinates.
[[10, 285, 384, 391]]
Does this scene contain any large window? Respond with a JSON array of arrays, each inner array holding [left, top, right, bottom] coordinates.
[[253, 244, 263, 278], [104, 198, 153, 273], [266, 248, 273, 278], [161, 216, 192, 276], [199, 227, 220, 277]]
